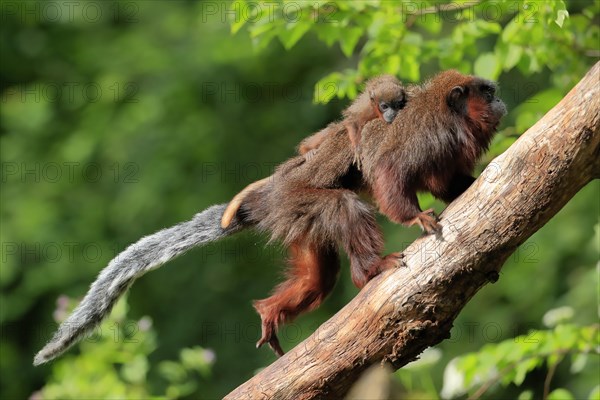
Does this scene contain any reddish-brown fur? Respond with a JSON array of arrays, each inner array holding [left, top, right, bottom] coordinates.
[[221, 75, 405, 229], [298, 75, 406, 155], [233, 70, 505, 356], [360, 70, 506, 228]]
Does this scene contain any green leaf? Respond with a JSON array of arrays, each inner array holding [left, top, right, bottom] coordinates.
[[547, 353, 564, 368], [249, 20, 275, 38], [589, 385, 600, 400], [314, 72, 343, 103], [548, 388, 575, 400], [384, 54, 401, 75], [229, 0, 249, 34], [554, 324, 579, 349], [121, 355, 149, 384], [252, 29, 278, 51], [346, 80, 358, 99], [401, 56, 420, 82], [315, 24, 343, 47], [501, 19, 521, 43], [555, 10, 569, 27], [523, 50, 541, 74], [416, 17, 442, 34], [474, 53, 501, 80], [452, 24, 465, 44], [158, 361, 187, 383], [552, 0, 569, 27], [339, 26, 364, 57], [441, 358, 468, 399], [474, 20, 502, 34], [518, 390, 534, 400], [279, 20, 312, 49], [570, 353, 588, 374], [513, 358, 538, 385], [504, 44, 523, 70], [349, 1, 377, 11]]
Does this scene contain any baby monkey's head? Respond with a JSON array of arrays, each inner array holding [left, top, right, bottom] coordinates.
[[343, 74, 407, 124], [366, 75, 407, 123]]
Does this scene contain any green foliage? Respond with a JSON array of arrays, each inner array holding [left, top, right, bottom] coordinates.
[[395, 348, 442, 398], [36, 296, 213, 400], [442, 321, 599, 399], [230, 0, 599, 110], [1, 0, 598, 399]]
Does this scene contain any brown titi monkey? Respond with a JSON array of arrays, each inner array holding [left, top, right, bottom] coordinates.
[[235, 70, 506, 355], [34, 71, 506, 365], [221, 75, 406, 229]]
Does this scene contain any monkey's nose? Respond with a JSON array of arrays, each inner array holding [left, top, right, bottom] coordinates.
[[384, 110, 397, 123]]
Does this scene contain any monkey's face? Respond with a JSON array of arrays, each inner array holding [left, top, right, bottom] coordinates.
[[372, 89, 408, 123], [365, 74, 407, 124], [379, 95, 407, 123], [446, 78, 507, 132]]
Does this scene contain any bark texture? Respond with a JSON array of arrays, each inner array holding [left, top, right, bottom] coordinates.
[[225, 62, 600, 400]]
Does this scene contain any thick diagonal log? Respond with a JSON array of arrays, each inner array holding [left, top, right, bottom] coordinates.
[[226, 62, 600, 400]]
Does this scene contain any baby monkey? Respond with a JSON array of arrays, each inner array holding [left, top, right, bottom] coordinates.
[[221, 75, 406, 229], [298, 74, 406, 156]]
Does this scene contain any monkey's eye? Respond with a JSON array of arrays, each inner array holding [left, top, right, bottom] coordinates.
[[391, 99, 406, 110], [480, 84, 495, 101], [480, 84, 495, 94], [379, 102, 390, 111]]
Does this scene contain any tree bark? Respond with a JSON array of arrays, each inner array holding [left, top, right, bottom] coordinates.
[[225, 62, 600, 400]]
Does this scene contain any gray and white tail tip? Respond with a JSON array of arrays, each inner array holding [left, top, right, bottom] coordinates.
[[33, 347, 54, 366]]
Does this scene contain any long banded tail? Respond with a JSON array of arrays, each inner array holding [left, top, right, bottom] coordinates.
[[34, 204, 239, 366]]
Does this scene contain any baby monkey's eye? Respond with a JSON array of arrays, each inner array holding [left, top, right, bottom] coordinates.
[[379, 102, 390, 111], [391, 99, 406, 110]]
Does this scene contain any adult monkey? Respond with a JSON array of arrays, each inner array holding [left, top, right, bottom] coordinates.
[[34, 70, 506, 364]]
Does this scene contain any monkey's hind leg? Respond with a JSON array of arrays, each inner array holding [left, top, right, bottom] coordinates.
[[253, 243, 340, 357]]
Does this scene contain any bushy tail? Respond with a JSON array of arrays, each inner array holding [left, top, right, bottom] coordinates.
[[34, 204, 240, 366]]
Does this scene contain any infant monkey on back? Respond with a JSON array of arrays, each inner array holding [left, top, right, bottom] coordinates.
[[221, 74, 407, 229]]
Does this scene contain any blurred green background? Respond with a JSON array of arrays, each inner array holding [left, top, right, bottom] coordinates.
[[1, 1, 598, 399]]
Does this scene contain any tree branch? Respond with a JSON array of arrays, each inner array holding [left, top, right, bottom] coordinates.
[[225, 62, 600, 400]]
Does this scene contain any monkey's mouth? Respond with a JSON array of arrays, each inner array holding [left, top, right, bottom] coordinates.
[[491, 105, 507, 131]]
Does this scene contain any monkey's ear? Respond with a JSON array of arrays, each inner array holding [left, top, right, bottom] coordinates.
[[447, 85, 468, 114]]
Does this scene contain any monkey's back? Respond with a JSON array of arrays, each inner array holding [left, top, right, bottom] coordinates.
[[240, 126, 367, 245]]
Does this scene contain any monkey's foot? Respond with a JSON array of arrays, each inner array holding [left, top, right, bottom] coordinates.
[[253, 299, 285, 357], [256, 321, 285, 357], [380, 252, 405, 270], [363, 253, 405, 283], [411, 208, 441, 234], [304, 148, 318, 161]]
